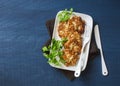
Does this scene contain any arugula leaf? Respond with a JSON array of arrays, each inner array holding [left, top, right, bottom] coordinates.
[[58, 8, 73, 22], [42, 46, 49, 52], [42, 38, 67, 66]]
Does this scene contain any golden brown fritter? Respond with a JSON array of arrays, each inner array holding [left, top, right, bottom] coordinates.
[[58, 15, 85, 66]]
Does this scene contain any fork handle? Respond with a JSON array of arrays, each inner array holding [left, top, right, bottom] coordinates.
[[74, 59, 84, 77], [74, 65, 82, 77]]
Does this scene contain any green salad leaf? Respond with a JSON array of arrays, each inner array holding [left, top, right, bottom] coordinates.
[[42, 38, 67, 66], [58, 8, 73, 22]]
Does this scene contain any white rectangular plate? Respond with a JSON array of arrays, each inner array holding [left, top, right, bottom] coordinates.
[[49, 11, 93, 71]]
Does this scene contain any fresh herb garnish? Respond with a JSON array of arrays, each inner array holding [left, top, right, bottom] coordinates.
[[58, 8, 73, 22], [42, 38, 67, 66]]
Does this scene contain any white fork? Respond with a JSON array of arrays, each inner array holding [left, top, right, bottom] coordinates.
[[74, 27, 91, 77]]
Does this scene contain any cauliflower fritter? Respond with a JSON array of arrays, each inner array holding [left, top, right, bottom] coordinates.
[[58, 16, 85, 66]]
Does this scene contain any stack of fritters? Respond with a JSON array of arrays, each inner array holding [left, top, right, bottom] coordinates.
[[58, 16, 85, 66]]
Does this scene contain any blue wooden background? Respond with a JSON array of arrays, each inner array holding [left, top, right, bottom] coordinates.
[[0, 0, 120, 86]]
